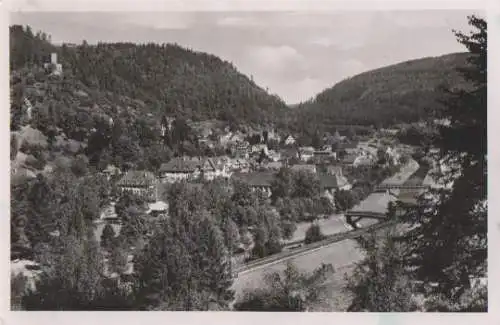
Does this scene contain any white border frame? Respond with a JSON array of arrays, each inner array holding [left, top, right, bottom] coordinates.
[[1, 0, 499, 324]]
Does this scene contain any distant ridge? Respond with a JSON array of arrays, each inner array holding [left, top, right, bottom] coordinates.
[[291, 52, 471, 129]]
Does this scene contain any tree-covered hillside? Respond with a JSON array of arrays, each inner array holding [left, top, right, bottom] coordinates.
[[292, 53, 472, 129], [10, 24, 289, 125], [9, 25, 289, 172]]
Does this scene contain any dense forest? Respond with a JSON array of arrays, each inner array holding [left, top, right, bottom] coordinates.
[[290, 52, 472, 131], [10, 25, 289, 125], [9, 25, 291, 173]]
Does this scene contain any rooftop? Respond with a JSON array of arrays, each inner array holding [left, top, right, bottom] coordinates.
[[318, 173, 339, 189], [117, 170, 157, 187], [159, 157, 215, 173], [290, 164, 316, 174]]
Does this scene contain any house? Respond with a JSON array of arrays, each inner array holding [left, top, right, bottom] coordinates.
[[267, 150, 281, 162], [159, 157, 217, 183], [298, 147, 315, 162], [283, 135, 296, 146], [341, 153, 358, 166], [326, 165, 351, 191], [324, 165, 344, 177], [43, 52, 63, 76], [229, 132, 246, 144], [342, 141, 359, 154], [385, 146, 401, 165], [219, 132, 234, 148], [319, 173, 340, 201], [280, 148, 299, 163], [353, 153, 376, 167], [231, 141, 250, 159], [251, 144, 269, 155], [267, 129, 281, 142], [314, 150, 336, 160], [262, 161, 283, 171], [324, 130, 346, 144], [116, 170, 159, 202], [290, 164, 317, 174], [102, 164, 121, 180], [357, 141, 378, 156], [380, 128, 400, 136], [229, 158, 251, 173], [210, 157, 232, 179], [160, 116, 174, 138], [231, 171, 276, 197], [147, 200, 169, 218]]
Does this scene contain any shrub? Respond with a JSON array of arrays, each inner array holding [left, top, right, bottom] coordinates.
[[305, 223, 324, 244], [11, 135, 19, 161], [71, 154, 89, 177], [24, 154, 46, 170], [101, 223, 116, 249]]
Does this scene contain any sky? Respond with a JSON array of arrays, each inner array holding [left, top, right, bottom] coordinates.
[[10, 11, 476, 104]]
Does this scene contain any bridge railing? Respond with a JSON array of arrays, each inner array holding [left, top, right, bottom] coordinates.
[[345, 211, 387, 219], [375, 184, 428, 190]]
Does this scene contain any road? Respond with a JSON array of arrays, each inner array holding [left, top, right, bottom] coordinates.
[[231, 159, 421, 309]]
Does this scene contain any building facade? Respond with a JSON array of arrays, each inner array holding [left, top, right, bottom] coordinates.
[[116, 170, 159, 202]]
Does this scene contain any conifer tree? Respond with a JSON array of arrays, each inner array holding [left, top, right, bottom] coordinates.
[[100, 223, 116, 249], [403, 15, 487, 304]]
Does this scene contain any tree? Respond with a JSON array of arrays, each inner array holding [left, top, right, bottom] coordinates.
[[292, 170, 320, 198], [271, 167, 295, 202], [11, 134, 19, 161], [100, 223, 115, 249], [280, 219, 297, 240], [134, 206, 234, 310], [304, 223, 324, 244], [71, 154, 90, 177], [22, 233, 108, 310], [120, 212, 147, 246], [223, 218, 241, 253], [262, 130, 269, 143], [334, 189, 356, 212], [402, 15, 487, 308], [311, 131, 324, 149], [108, 237, 129, 275], [11, 272, 28, 310], [376, 148, 387, 165], [234, 262, 334, 311], [346, 228, 419, 312]]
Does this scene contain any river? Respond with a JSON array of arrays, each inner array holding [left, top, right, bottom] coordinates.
[[231, 158, 422, 310]]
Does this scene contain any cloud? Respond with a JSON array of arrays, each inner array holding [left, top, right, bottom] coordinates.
[[248, 45, 304, 72], [338, 59, 366, 78], [10, 11, 472, 104], [292, 77, 325, 102], [310, 37, 333, 47], [216, 16, 262, 27], [310, 36, 365, 50], [123, 12, 196, 30]]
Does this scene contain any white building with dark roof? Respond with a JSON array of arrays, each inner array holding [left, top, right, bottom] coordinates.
[[159, 157, 219, 183], [116, 170, 159, 202]]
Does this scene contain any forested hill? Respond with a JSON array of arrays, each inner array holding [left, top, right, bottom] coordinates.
[[10, 25, 288, 126], [290, 52, 472, 130]]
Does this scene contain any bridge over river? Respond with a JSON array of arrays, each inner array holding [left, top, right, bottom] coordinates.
[[231, 158, 431, 310]]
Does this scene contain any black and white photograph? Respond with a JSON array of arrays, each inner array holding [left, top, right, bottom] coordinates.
[[7, 3, 489, 315]]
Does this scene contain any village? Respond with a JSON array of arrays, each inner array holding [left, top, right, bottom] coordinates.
[[103, 119, 407, 216], [9, 11, 487, 313]]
